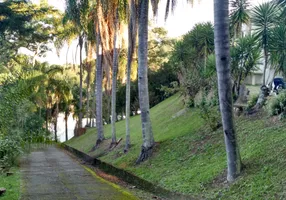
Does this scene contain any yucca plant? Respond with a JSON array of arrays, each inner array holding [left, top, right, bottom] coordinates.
[[251, 2, 279, 85]]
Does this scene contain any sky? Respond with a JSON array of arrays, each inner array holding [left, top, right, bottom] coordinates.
[[31, 0, 270, 64]]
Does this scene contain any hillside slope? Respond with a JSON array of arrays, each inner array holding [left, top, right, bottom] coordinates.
[[66, 94, 286, 199]]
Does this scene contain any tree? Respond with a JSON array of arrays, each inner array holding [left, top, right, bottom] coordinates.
[[65, 0, 89, 129], [184, 22, 214, 69], [252, 2, 278, 85], [269, 23, 286, 77], [0, 1, 61, 68], [231, 35, 261, 97], [229, 0, 250, 39], [276, 0, 286, 18], [84, 42, 95, 127], [111, 6, 120, 147], [136, 0, 155, 163], [214, 0, 241, 182], [125, 0, 138, 152], [135, 0, 193, 161], [43, 67, 73, 142], [95, 0, 105, 145], [168, 22, 214, 106], [148, 27, 174, 71]]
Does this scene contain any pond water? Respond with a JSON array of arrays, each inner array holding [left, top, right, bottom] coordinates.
[[49, 113, 95, 142]]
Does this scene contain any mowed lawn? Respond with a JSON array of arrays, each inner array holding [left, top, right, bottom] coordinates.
[[66, 94, 286, 199]]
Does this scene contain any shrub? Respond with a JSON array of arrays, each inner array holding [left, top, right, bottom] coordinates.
[[0, 136, 22, 170], [197, 92, 221, 131], [267, 91, 286, 116], [247, 94, 259, 110], [160, 81, 180, 98]]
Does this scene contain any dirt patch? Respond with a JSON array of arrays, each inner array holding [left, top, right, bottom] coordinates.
[[264, 115, 284, 128], [208, 169, 228, 189]]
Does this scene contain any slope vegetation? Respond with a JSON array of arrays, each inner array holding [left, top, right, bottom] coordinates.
[[66, 94, 286, 199]]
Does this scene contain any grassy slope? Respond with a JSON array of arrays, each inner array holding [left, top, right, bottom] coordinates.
[[66, 94, 286, 199], [0, 168, 20, 200]]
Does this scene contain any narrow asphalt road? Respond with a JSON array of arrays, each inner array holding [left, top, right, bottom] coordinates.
[[20, 146, 138, 200]]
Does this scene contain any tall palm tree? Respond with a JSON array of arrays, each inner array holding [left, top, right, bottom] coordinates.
[[136, 0, 155, 163], [65, 0, 89, 129], [111, 6, 120, 146], [95, 1, 104, 145], [135, 0, 193, 161], [125, 0, 138, 152], [229, 0, 250, 39], [92, 0, 128, 147], [49, 77, 72, 142], [214, 0, 241, 182], [252, 2, 278, 85]]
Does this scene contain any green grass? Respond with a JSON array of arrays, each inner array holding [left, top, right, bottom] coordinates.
[[66, 94, 286, 199], [0, 168, 20, 200], [246, 85, 260, 97]]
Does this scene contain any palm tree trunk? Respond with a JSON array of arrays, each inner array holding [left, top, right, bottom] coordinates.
[[46, 103, 49, 132], [111, 7, 119, 146], [136, 0, 155, 164], [125, 0, 138, 152], [91, 81, 96, 127], [86, 42, 92, 127], [262, 47, 268, 85], [214, 0, 241, 183], [86, 82, 90, 126], [79, 36, 83, 129], [65, 110, 68, 141], [66, 45, 70, 69], [95, 22, 104, 145], [54, 100, 59, 143]]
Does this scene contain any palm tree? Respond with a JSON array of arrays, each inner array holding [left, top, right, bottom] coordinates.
[[135, 0, 193, 161], [136, 0, 155, 163], [186, 22, 214, 69], [61, 74, 75, 141], [92, 0, 128, 147], [269, 23, 286, 77], [276, 0, 286, 18], [85, 41, 95, 127], [95, 0, 104, 145], [65, 0, 89, 129], [47, 76, 72, 142], [252, 2, 278, 85], [231, 35, 261, 96], [125, 0, 138, 152], [111, 6, 120, 147], [214, 0, 241, 182], [229, 0, 250, 39]]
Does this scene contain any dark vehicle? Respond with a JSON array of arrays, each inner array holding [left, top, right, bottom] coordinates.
[[272, 77, 285, 95]]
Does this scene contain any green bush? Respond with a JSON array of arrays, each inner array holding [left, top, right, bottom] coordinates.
[[247, 94, 259, 110], [267, 91, 286, 116], [0, 136, 22, 170], [197, 93, 221, 131]]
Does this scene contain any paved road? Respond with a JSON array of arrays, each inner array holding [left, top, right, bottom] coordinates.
[[20, 146, 138, 200]]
